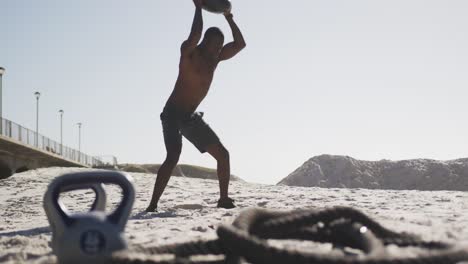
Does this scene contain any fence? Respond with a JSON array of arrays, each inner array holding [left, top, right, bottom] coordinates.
[[94, 155, 119, 167], [0, 117, 104, 167]]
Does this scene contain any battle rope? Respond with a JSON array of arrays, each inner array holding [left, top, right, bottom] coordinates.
[[109, 206, 468, 264]]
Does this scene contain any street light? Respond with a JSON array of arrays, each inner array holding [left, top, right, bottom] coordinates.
[[0, 67, 5, 135], [77, 122, 82, 162], [59, 109, 64, 155], [34, 91, 41, 147]]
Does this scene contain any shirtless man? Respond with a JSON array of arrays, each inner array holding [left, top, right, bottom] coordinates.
[[146, 0, 246, 212]]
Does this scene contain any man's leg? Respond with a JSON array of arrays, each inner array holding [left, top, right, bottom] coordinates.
[[146, 147, 181, 212], [180, 113, 234, 208], [146, 119, 182, 212], [206, 143, 230, 200]]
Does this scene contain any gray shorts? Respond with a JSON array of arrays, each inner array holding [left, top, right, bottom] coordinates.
[[160, 105, 220, 153]]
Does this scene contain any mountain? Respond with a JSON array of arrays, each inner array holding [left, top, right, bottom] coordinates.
[[278, 154, 468, 191], [117, 163, 244, 182]]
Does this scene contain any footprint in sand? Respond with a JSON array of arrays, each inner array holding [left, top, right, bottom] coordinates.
[[192, 226, 208, 232]]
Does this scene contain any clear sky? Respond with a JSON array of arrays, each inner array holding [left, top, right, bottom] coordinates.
[[1, 0, 467, 184]]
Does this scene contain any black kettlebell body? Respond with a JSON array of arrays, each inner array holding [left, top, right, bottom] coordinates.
[[44, 171, 135, 264]]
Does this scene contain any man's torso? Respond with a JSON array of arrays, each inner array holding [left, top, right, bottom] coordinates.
[[166, 47, 219, 114]]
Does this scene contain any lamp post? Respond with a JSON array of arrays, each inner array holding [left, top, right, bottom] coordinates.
[[77, 122, 82, 162], [34, 92, 41, 147], [0, 67, 5, 135], [59, 109, 64, 155]]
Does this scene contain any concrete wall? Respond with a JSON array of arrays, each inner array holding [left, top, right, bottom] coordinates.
[[0, 136, 87, 179]]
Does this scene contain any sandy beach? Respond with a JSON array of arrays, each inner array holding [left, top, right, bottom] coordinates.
[[1, 167, 467, 263]]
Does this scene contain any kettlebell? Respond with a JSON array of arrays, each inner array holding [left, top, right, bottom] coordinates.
[[43, 171, 135, 264], [60, 182, 107, 212]]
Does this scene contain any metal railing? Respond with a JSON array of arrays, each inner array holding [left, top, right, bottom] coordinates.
[[94, 155, 119, 167], [0, 117, 104, 167]]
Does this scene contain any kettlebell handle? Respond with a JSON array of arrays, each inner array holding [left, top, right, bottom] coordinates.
[[60, 183, 107, 211], [45, 171, 135, 231]]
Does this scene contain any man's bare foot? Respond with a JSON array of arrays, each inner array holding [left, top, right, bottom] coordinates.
[[217, 197, 236, 209], [146, 204, 158, 212]]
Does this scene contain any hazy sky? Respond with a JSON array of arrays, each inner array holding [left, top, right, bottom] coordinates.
[[1, 0, 467, 184]]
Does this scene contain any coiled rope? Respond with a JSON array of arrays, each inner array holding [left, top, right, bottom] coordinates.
[[109, 206, 468, 264]]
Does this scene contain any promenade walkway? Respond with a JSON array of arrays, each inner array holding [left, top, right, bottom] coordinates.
[[0, 117, 105, 178]]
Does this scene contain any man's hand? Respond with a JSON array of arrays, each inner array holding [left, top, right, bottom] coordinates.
[[193, 0, 203, 8], [223, 7, 232, 17]]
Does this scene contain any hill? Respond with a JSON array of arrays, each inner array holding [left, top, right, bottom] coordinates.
[[278, 154, 468, 191]]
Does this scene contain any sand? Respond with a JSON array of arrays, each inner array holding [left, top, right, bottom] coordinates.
[[1, 167, 468, 263]]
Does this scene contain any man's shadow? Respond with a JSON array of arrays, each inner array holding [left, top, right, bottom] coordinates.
[[0, 226, 50, 237], [131, 210, 181, 220]]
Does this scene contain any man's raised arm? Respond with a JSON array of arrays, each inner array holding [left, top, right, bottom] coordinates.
[[182, 0, 204, 54], [218, 12, 247, 62]]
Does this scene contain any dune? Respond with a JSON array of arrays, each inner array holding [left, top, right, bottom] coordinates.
[[117, 163, 244, 182]]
